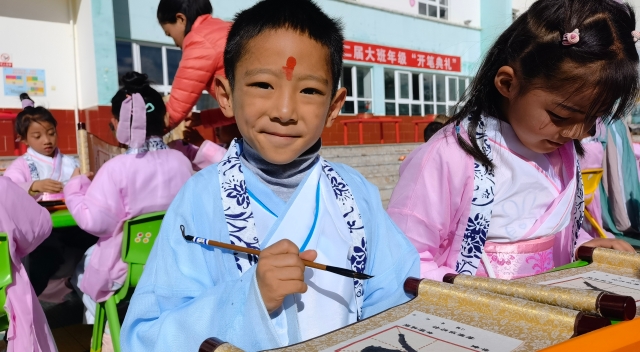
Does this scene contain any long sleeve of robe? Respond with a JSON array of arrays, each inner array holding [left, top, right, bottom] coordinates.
[[120, 162, 419, 352], [0, 177, 57, 352], [63, 149, 193, 302]]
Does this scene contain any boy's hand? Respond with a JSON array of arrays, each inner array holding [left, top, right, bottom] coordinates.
[[580, 238, 636, 255], [31, 179, 63, 193], [256, 239, 317, 314]]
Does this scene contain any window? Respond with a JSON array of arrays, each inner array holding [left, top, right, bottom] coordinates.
[[340, 65, 373, 115], [418, 0, 448, 20], [115, 40, 182, 95], [384, 69, 468, 116]]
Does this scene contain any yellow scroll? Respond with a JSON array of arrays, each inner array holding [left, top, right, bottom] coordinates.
[[200, 280, 607, 352], [450, 274, 601, 314]]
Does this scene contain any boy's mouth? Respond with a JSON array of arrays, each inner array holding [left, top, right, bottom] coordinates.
[[263, 131, 300, 139]]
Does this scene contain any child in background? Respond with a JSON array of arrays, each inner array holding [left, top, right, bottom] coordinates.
[[4, 94, 94, 298], [64, 72, 192, 350], [0, 176, 56, 352], [388, 0, 637, 281], [122, 1, 419, 351], [157, 0, 231, 128], [4, 93, 78, 199], [423, 121, 444, 142]]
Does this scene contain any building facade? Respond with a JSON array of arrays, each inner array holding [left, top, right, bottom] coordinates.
[[0, 0, 514, 156]]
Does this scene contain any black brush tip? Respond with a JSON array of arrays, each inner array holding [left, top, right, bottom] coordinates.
[[325, 265, 373, 280]]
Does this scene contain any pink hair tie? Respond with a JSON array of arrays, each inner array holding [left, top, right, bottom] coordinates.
[[562, 29, 580, 46], [21, 99, 34, 109], [632, 31, 640, 43]]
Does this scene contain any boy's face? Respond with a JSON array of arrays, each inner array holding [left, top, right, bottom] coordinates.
[[216, 29, 346, 164]]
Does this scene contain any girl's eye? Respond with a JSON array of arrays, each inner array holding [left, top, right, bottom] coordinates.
[[249, 82, 273, 90], [548, 111, 569, 121], [301, 88, 323, 95]]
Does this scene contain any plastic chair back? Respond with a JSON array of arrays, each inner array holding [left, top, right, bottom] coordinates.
[[0, 232, 13, 331], [582, 168, 604, 206], [121, 211, 165, 288]]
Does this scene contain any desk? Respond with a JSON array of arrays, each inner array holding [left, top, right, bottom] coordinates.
[[50, 209, 77, 228], [412, 116, 436, 142], [341, 118, 401, 145]]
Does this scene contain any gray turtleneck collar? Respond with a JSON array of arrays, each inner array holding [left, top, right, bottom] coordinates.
[[240, 139, 321, 202]]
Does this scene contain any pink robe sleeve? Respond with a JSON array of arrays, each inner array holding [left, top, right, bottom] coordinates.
[[63, 162, 126, 237], [387, 129, 474, 281], [192, 140, 226, 170], [0, 177, 57, 352], [3, 158, 35, 195]]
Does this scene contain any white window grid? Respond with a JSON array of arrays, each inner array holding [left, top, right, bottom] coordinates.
[[340, 65, 374, 115], [384, 70, 469, 116], [418, 0, 449, 20], [118, 40, 214, 110]]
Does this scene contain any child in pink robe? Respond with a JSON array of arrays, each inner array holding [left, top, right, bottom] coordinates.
[[388, 0, 637, 281], [64, 72, 192, 329], [0, 176, 57, 352]]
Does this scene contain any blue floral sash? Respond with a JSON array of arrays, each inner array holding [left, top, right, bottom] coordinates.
[[125, 136, 168, 155], [218, 139, 367, 318], [455, 116, 584, 275]]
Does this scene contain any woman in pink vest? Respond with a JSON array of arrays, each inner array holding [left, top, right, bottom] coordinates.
[[157, 0, 232, 129]]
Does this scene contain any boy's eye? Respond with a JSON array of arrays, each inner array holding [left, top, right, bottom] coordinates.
[[249, 82, 273, 90], [301, 88, 323, 95]]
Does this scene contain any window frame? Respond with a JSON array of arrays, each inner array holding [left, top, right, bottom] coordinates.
[[340, 64, 374, 115], [418, 0, 449, 20], [116, 39, 217, 111], [384, 68, 469, 117]]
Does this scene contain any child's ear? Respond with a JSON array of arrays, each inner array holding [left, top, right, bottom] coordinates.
[[494, 66, 518, 99], [325, 87, 347, 128], [214, 75, 235, 118]]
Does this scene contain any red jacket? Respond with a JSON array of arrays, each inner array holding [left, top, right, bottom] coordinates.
[[166, 15, 232, 128]]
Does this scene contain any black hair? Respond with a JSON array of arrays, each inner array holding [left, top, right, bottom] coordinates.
[[157, 0, 212, 36], [111, 72, 167, 138], [450, 0, 640, 169], [15, 93, 57, 138], [424, 122, 444, 143], [224, 0, 344, 96]]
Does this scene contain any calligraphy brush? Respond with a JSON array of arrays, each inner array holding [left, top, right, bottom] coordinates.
[[180, 225, 372, 280]]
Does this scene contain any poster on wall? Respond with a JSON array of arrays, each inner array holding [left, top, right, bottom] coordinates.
[[3, 67, 46, 96]]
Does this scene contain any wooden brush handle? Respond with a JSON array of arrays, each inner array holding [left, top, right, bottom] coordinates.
[[206, 239, 327, 271]]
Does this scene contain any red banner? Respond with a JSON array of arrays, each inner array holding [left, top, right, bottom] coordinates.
[[343, 40, 461, 72]]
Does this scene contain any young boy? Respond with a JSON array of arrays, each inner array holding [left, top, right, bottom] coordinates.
[[121, 1, 419, 351]]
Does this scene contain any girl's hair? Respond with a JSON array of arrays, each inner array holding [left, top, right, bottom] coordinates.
[[111, 72, 167, 138], [15, 93, 57, 138], [157, 0, 212, 36], [451, 0, 640, 168]]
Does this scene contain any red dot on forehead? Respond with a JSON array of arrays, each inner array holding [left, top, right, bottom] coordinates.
[[286, 56, 297, 68], [283, 56, 297, 81]]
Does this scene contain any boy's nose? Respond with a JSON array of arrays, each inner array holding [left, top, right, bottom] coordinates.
[[272, 89, 297, 123]]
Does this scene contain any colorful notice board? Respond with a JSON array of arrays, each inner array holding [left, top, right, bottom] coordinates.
[[3, 68, 46, 96]]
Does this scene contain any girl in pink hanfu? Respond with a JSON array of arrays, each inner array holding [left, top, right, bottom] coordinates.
[[388, 0, 638, 281], [0, 176, 57, 352], [64, 72, 192, 329], [4, 94, 78, 201]]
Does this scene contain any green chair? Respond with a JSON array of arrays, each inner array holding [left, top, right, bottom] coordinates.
[[0, 233, 12, 333], [90, 211, 165, 352]]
